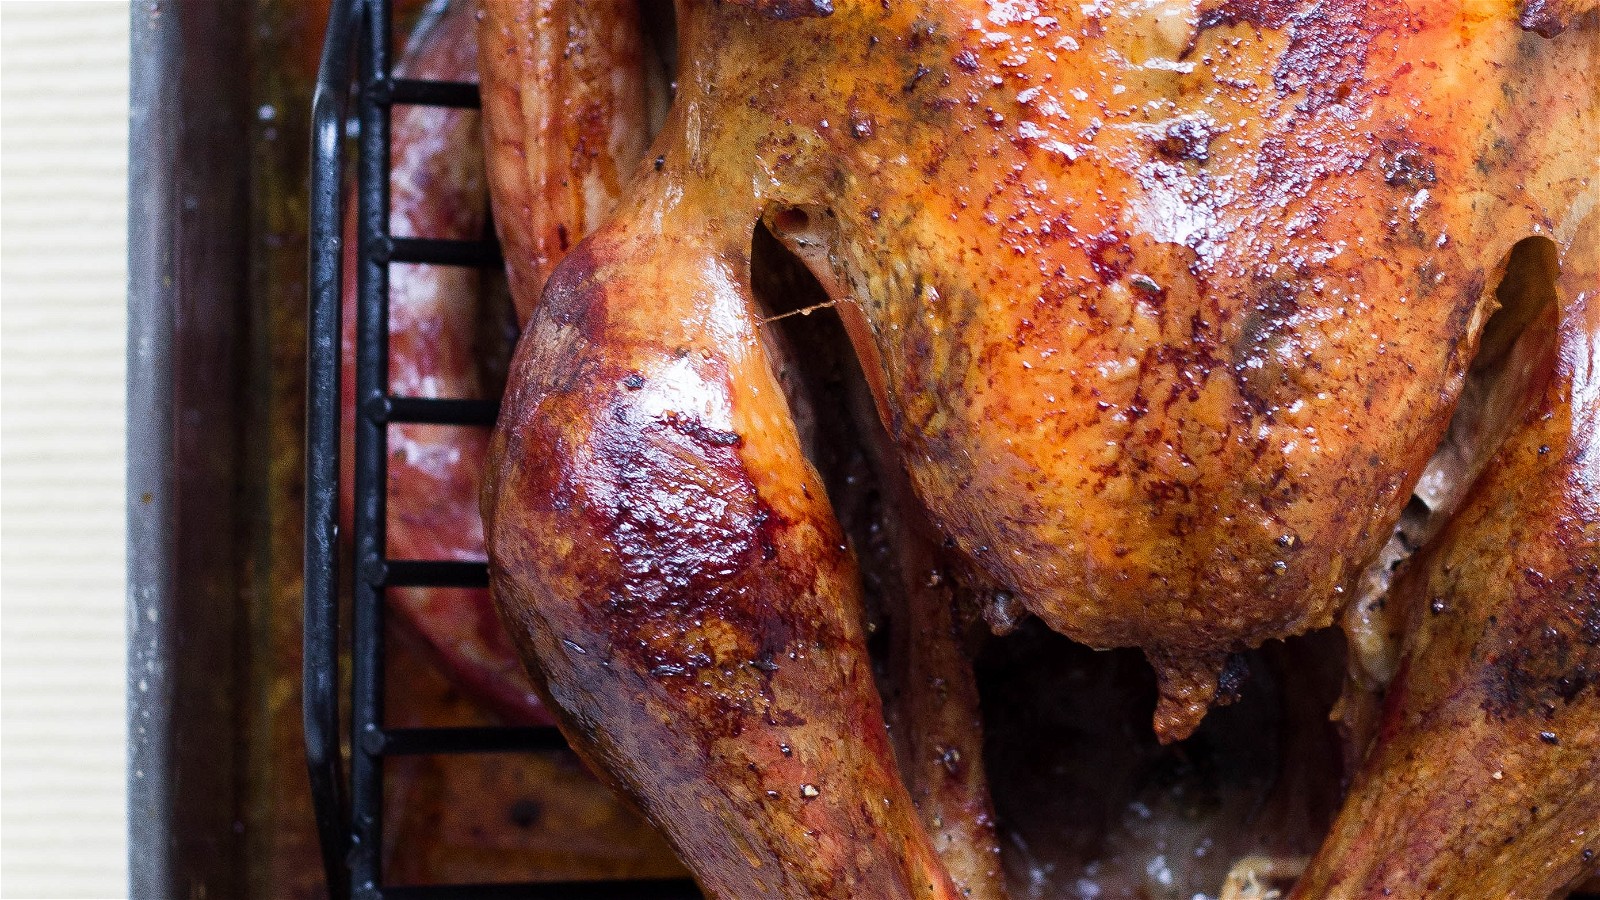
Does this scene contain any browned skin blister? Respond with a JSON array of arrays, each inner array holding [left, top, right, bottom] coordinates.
[[480, 0, 1599, 896]]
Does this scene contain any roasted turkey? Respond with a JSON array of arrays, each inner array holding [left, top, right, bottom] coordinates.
[[363, 0, 1600, 896]]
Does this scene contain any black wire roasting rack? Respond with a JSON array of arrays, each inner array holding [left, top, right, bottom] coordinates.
[[303, 1, 701, 897]]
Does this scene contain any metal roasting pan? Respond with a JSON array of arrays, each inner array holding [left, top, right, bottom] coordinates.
[[128, 3, 688, 897], [123, 2, 1600, 897], [128, 2, 251, 898]]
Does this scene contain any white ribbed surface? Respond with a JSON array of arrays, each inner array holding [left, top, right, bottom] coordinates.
[[1, 4, 131, 897]]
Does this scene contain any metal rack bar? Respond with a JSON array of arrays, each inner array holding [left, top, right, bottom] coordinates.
[[380, 396, 500, 426], [383, 236, 503, 267], [385, 77, 482, 109], [364, 726, 569, 756], [304, 0, 361, 896], [304, 1, 700, 897], [367, 559, 488, 589], [348, 1, 393, 896]]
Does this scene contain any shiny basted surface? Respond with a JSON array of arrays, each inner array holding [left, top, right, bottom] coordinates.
[[481, 1, 1599, 898], [640, 0, 1597, 737]]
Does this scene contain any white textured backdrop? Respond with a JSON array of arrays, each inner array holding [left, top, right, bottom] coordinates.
[[1, 3, 131, 897]]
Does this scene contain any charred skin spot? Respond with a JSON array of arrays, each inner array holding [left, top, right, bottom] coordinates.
[[1152, 317, 1225, 410], [664, 411, 744, 448], [1481, 563, 1600, 721], [576, 407, 813, 714], [1154, 118, 1220, 164], [1377, 136, 1439, 188], [1196, 0, 1299, 32], [1214, 653, 1253, 706], [1187, 0, 1397, 111], [1272, 0, 1397, 113], [903, 63, 932, 94], [725, 0, 833, 21], [1203, 0, 1401, 114], [1231, 280, 1301, 417], [1519, 0, 1599, 38], [1085, 230, 1135, 285]]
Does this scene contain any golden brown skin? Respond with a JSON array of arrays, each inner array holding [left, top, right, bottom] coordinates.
[[477, 0, 662, 323], [483, 5, 966, 897], [481, 0, 1599, 896]]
